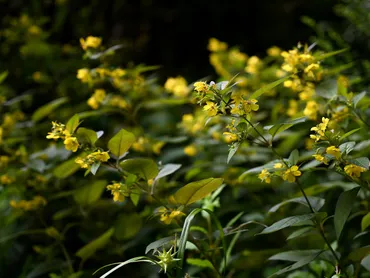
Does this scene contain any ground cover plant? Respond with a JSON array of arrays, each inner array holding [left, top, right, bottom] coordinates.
[[1, 3, 370, 278]]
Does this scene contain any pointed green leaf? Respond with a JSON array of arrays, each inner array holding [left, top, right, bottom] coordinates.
[[269, 196, 325, 213], [287, 227, 315, 240], [53, 157, 80, 178], [32, 97, 69, 122], [187, 258, 213, 269], [73, 180, 106, 206], [288, 149, 299, 166], [155, 164, 181, 180], [0, 71, 8, 84], [361, 213, 370, 231], [108, 129, 136, 157], [348, 157, 370, 170], [250, 75, 292, 99], [268, 251, 322, 277], [259, 214, 317, 235], [66, 114, 80, 134], [76, 127, 98, 146], [145, 236, 175, 254], [76, 228, 114, 261], [316, 48, 349, 61], [114, 213, 142, 240], [227, 142, 240, 164], [269, 250, 322, 262], [348, 246, 370, 262], [120, 158, 158, 180], [267, 117, 307, 138], [173, 178, 224, 206], [339, 128, 361, 142], [334, 187, 360, 240], [353, 91, 367, 108]]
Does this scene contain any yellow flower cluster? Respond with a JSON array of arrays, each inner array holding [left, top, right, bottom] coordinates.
[[310, 117, 330, 142], [106, 183, 128, 202], [208, 38, 228, 52], [164, 76, 189, 97], [259, 164, 302, 184], [46, 122, 80, 152], [157, 207, 185, 225], [230, 92, 259, 116], [344, 164, 367, 178], [75, 150, 110, 169], [194, 81, 209, 93], [180, 112, 206, 135], [109, 95, 129, 110], [184, 144, 197, 156], [131, 137, 165, 155], [79, 36, 102, 50], [77, 68, 90, 83], [10, 196, 47, 211], [0, 174, 15, 185], [87, 89, 106, 110], [245, 56, 261, 74]]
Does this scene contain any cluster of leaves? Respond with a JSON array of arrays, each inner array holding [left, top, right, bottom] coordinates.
[[1, 13, 370, 278]]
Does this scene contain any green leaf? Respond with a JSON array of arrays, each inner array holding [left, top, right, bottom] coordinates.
[[334, 187, 360, 240], [316, 48, 349, 61], [250, 75, 292, 99], [287, 227, 315, 240], [288, 149, 299, 166], [76, 228, 114, 261], [258, 214, 317, 235], [120, 158, 158, 180], [227, 142, 240, 164], [177, 208, 226, 274], [0, 71, 8, 84], [32, 97, 69, 122], [269, 197, 325, 213], [348, 246, 370, 261], [130, 188, 141, 206], [269, 250, 322, 262], [173, 178, 224, 206], [353, 91, 367, 108], [186, 258, 213, 269], [90, 162, 100, 175], [155, 163, 181, 180], [108, 129, 136, 158], [268, 251, 322, 277], [66, 114, 80, 134], [114, 213, 142, 240], [76, 127, 98, 146], [94, 256, 156, 278], [361, 213, 370, 231], [361, 255, 370, 271], [339, 141, 356, 155], [73, 180, 106, 206], [145, 236, 175, 254], [53, 157, 80, 178], [339, 128, 361, 142], [267, 117, 307, 138]]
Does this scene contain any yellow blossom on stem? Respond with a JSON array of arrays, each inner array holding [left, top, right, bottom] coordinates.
[[303, 100, 319, 120], [274, 163, 284, 169], [267, 46, 281, 57], [326, 146, 341, 159], [208, 38, 228, 52], [258, 169, 271, 183], [310, 117, 330, 142], [203, 101, 218, 116], [242, 99, 259, 114], [158, 207, 185, 225], [313, 154, 329, 165], [282, 165, 301, 183], [344, 164, 367, 178], [107, 183, 126, 202], [0, 174, 15, 185], [80, 36, 102, 50], [164, 77, 189, 97], [194, 81, 209, 93], [184, 145, 197, 156], [223, 132, 238, 143], [63, 136, 79, 152], [77, 68, 90, 82]]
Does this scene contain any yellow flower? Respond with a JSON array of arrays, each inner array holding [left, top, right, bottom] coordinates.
[[110, 96, 128, 109], [75, 157, 89, 169], [208, 38, 228, 52], [287, 99, 298, 117], [258, 169, 271, 183], [242, 99, 259, 114], [80, 36, 102, 50], [303, 101, 319, 120], [164, 77, 189, 97], [0, 174, 14, 185], [344, 164, 367, 178], [28, 25, 41, 35], [245, 56, 261, 74], [274, 163, 284, 169], [63, 136, 79, 152], [223, 132, 238, 143], [304, 63, 320, 76], [312, 154, 329, 165], [326, 146, 341, 159], [91, 150, 110, 162], [152, 141, 165, 155], [203, 101, 218, 116], [184, 145, 197, 156], [194, 81, 209, 93], [299, 83, 315, 101], [94, 89, 106, 102], [107, 183, 126, 202], [77, 68, 90, 82], [158, 207, 185, 225], [310, 117, 330, 142], [282, 165, 301, 183], [110, 68, 126, 78], [267, 46, 281, 57], [87, 97, 99, 109]]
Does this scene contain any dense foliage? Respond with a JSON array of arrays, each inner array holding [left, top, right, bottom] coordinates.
[[2, 2, 370, 278]]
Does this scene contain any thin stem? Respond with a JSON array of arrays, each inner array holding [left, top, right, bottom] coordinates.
[[60, 242, 74, 274]]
